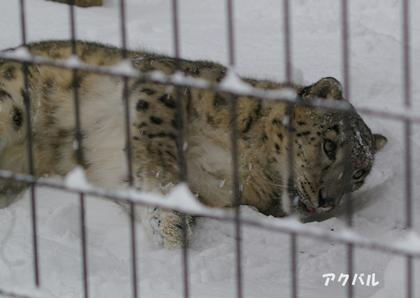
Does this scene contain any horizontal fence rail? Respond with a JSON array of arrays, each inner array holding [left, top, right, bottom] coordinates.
[[0, 169, 419, 259], [0, 51, 419, 123]]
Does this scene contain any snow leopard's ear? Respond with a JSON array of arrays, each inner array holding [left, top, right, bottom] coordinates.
[[299, 77, 344, 101], [373, 134, 387, 153]]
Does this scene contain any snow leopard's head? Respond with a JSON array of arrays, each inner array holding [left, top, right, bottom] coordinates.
[[267, 77, 387, 218]]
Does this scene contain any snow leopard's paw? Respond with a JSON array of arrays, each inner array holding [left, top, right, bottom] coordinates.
[[143, 207, 193, 249]]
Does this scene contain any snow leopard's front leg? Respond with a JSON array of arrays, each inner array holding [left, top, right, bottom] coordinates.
[[129, 82, 193, 249], [141, 207, 193, 249], [132, 141, 193, 249]]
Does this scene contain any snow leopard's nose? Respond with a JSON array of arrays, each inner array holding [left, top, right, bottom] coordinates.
[[318, 190, 335, 209]]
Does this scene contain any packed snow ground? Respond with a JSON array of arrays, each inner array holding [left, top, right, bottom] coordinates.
[[1, 0, 420, 297]]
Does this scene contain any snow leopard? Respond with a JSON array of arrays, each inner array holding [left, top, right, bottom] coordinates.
[[0, 40, 387, 249]]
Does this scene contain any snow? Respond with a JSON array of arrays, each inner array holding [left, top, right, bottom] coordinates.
[[1, 0, 420, 298], [6, 47, 32, 60], [66, 55, 82, 68], [123, 183, 217, 216], [219, 68, 253, 93], [112, 60, 138, 76], [64, 166, 92, 191]]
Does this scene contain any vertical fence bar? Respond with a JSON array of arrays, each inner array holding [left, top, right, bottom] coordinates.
[[171, 0, 187, 182], [283, 0, 291, 83], [283, 1, 298, 298], [402, 0, 413, 297], [227, 0, 235, 67], [340, 1, 354, 298], [128, 202, 138, 298], [290, 234, 297, 298], [171, 1, 190, 298], [402, 0, 412, 230], [19, 0, 40, 287], [118, 1, 139, 297], [226, 1, 243, 298], [68, 2, 89, 298], [286, 103, 297, 298], [341, 0, 350, 102], [404, 121, 412, 298], [230, 93, 242, 298]]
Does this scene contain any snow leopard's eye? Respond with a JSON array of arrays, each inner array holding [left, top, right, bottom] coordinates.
[[352, 169, 366, 181], [323, 139, 337, 159]]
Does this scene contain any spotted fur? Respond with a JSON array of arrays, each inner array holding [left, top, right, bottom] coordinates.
[[0, 41, 387, 248]]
